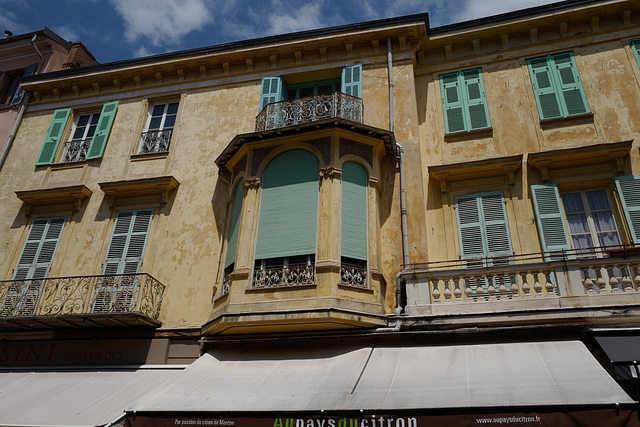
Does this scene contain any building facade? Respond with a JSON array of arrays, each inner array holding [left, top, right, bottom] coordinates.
[[0, 0, 639, 426]]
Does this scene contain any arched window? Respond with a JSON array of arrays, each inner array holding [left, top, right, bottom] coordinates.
[[254, 150, 319, 287], [340, 161, 368, 287]]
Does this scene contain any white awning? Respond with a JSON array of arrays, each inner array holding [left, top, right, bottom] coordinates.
[[0, 366, 183, 427], [130, 340, 633, 413]]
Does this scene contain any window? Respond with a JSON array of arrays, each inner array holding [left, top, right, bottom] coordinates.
[[35, 101, 119, 166], [527, 52, 589, 120], [139, 102, 179, 154], [223, 179, 244, 290], [531, 180, 640, 256], [3, 217, 65, 316], [259, 65, 362, 111], [0, 63, 37, 107], [455, 192, 513, 298], [61, 112, 100, 162], [439, 68, 491, 134], [253, 150, 319, 287], [340, 161, 368, 287], [561, 189, 621, 256], [93, 209, 153, 313]]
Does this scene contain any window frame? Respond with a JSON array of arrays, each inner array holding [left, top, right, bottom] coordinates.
[[60, 111, 101, 163], [138, 101, 180, 154], [0, 71, 21, 106]]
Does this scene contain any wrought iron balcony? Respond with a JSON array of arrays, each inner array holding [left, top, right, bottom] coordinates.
[[61, 138, 91, 163], [403, 245, 640, 317], [0, 273, 165, 329], [255, 91, 363, 132], [252, 262, 315, 288], [139, 129, 173, 154]]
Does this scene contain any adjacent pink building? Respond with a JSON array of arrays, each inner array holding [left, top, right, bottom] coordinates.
[[0, 27, 96, 169]]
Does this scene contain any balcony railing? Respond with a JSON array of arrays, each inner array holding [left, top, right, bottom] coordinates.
[[61, 138, 91, 162], [255, 91, 363, 131], [0, 273, 165, 326], [139, 129, 173, 154], [403, 245, 640, 312], [253, 263, 315, 288]]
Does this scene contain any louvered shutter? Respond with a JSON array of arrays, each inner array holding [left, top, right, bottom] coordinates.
[[5, 217, 65, 316], [102, 209, 153, 275], [440, 72, 466, 133], [35, 109, 71, 165], [86, 101, 119, 160], [259, 77, 285, 112], [255, 150, 319, 260], [528, 57, 562, 120], [553, 52, 589, 116], [224, 179, 244, 268], [615, 176, 640, 244], [10, 62, 37, 105], [456, 195, 486, 261], [341, 162, 367, 261], [13, 217, 65, 280], [481, 193, 513, 258], [463, 69, 491, 130], [632, 39, 640, 67], [531, 184, 572, 254], [341, 65, 362, 98]]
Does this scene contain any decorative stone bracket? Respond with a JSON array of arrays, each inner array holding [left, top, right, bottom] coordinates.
[[16, 185, 92, 216], [99, 176, 179, 208]]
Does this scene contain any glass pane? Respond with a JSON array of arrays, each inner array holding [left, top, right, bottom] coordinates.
[[571, 234, 593, 250], [317, 84, 333, 94], [561, 192, 584, 213], [148, 116, 162, 130], [592, 211, 617, 232], [566, 213, 590, 234], [151, 104, 165, 116], [167, 102, 179, 115], [586, 189, 610, 210], [299, 87, 314, 97], [163, 115, 176, 129], [597, 231, 621, 248]]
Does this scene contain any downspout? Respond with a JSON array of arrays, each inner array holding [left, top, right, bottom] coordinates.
[[387, 37, 395, 133], [0, 34, 44, 171]]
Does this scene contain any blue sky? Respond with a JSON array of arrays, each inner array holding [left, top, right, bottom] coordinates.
[[1, 0, 559, 64]]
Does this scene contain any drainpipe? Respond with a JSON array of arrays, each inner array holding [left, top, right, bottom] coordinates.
[[0, 34, 44, 171], [387, 37, 394, 132]]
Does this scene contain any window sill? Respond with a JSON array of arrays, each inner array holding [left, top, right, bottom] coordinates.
[[49, 160, 88, 170], [540, 112, 593, 129], [338, 283, 373, 293], [444, 127, 493, 143], [130, 151, 169, 162], [245, 283, 317, 293]]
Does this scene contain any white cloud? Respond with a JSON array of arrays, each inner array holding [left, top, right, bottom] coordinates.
[[457, 0, 560, 22], [0, 0, 29, 35], [266, 1, 327, 35], [110, 0, 213, 48], [50, 25, 79, 42]]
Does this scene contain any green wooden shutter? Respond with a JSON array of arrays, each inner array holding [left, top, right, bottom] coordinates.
[[531, 184, 572, 253], [13, 217, 65, 280], [615, 176, 640, 244], [10, 62, 37, 105], [35, 108, 71, 165], [255, 150, 319, 260], [528, 57, 562, 120], [440, 72, 466, 133], [481, 193, 513, 258], [86, 101, 119, 160], [341, 162, 367, 261], [341, 65, 362, 98], [463, 69, 490, 130], [456, 193, 512, 259], [103, 209, 153, 275], [553, 52, 589, 116], [632, 39, 640, 68], [225, 179, 244, 268], [259, 77, 286, 111], [456, 195, 485, 260]]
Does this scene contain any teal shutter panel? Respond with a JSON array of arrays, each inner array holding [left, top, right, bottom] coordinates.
[[341, 65, 362, 98], [10, 62, 37, 105], [86, 101, 119, 160], [255, 150, 319, 259], [103, 210, 153, 275], [632, 39, 640, 68], [615, 176, 640, 244], [528, 57, 561, 120], [463, 69, 490, 130], [553, 52, 589, 116], [481, 193, 512, 258], [456, 193, 512, 259], [341, 162, 368, 261], [259, 77, 286, 111], [225, 179, 244, 268], [531, 184, 572, 253], [35, 108, 71, 165], [13, 217, 66, 280], [440, 72, 465, 133], [456, 196, 485, 259]]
